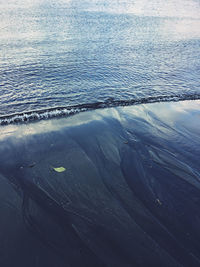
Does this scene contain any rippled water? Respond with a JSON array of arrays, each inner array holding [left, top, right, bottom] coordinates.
[[0, 0, 200, 117]]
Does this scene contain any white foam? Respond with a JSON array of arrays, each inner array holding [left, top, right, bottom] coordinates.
[[0, 108, 85, 125]]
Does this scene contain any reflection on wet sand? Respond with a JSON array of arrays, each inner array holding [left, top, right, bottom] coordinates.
[[0, 100, 200, 267]]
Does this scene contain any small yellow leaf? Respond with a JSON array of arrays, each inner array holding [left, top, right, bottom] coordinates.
[[53, 167, 66, 173]]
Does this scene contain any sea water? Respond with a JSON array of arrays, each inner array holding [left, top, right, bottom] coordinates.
[[0, 0, 200, 122]]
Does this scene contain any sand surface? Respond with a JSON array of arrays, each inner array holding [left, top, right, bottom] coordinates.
[[0, 100, 200, 267]]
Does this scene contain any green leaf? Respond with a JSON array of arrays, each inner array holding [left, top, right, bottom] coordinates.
[[53, 167, 66, 173]]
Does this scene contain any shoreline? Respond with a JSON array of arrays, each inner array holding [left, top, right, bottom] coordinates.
[[1, 93, 200, 126], [0, 99, 200, 267]]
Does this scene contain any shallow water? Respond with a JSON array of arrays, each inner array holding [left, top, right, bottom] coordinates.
[[0, 100, 200, 266], [0, 0, 200, 118]]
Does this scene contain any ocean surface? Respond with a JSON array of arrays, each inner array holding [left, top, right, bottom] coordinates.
[[0, 0, 200, 123]]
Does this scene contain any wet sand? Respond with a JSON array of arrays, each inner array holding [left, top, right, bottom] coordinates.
[[0, 100, 200, 267]]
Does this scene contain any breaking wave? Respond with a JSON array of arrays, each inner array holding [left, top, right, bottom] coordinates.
[[1, 93, 200, 125]]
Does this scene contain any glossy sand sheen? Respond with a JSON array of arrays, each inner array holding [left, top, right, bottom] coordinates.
[[0, 100, 200, 266]]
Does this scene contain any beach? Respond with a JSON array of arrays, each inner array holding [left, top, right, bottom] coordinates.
[[0, 100, 200, 267], [1, 0, 200, 266]]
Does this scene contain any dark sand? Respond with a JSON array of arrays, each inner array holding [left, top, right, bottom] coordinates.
[[0, 100, 200, 267]]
